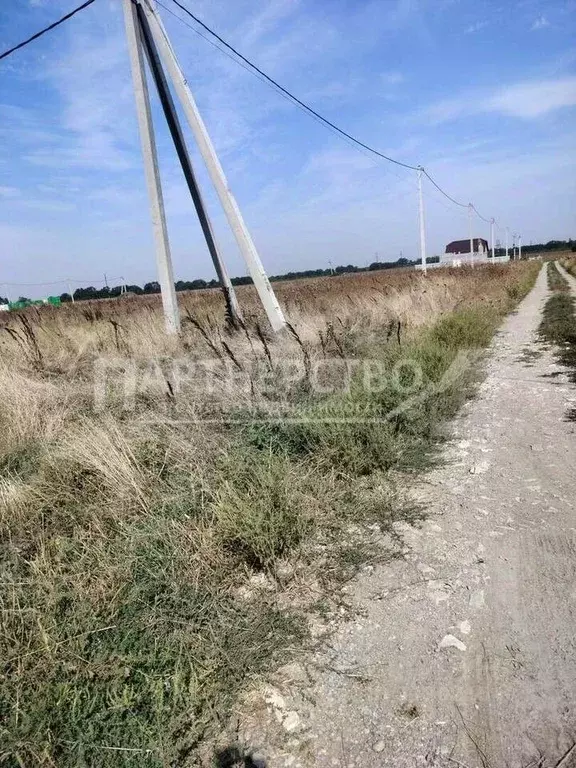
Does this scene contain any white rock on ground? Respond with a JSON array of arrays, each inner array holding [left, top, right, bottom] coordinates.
[[438, 634, 467, 652]]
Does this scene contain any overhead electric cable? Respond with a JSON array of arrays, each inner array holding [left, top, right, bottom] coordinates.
[[161, 0, 496, 218], [3, 276, 124, 287], [421, 169, 468, 208], [0, 0, 507, 240], [162, 0, 419, 170], [156, 0, 411, 182], [471, 204, 491, 223], [0, 0, 96, 62]]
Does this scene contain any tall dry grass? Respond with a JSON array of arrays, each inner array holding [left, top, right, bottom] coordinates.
[[0, 262, 540, 766], [0, 264, 532, 371]]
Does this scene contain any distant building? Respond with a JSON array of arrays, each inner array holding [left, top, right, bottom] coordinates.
[[414, 236, 509, 271], [445, 238, 489, 256]]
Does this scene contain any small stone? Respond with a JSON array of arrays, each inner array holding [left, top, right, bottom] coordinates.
[[470, 460, 490, 474], [425, 522, 443, 533], [276, 662, 308, 684], [309, 619, 328, 639], [282, 711, 301, 732], [264, 687, 286, 710], [249, 572, 275, 591], [275, 560, 295, 580], [459, 620, 471, 635], [429, 589, 450, 606], [372, 740, 386, 753], [469, 589, 485, 609], [439, 634, 467, 651]]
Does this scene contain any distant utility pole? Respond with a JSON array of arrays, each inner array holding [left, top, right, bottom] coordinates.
[[68, 281, 75, 303], [417, 167, 427, 275], [104, 273, 109, 288], [138, 0, 286, 332], [518, 234, 522, 260], [122, 0, 180, 334], [468, 203, 474, 268], [505, 227, 509, 262], [490, 217, 495, 260], [328, 259, 335, 275]]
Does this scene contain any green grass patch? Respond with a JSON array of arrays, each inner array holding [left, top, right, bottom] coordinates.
[[243, 307, 501, 476], [547, 260, 570, 291], [539, 264, 576, 382], [0, 443, 309, 766]]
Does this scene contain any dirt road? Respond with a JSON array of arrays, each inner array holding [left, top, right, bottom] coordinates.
[[251, 264, 576, 767]]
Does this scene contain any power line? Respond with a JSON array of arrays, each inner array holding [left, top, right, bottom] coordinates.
[[3, 276, 124, 287], [155, 0, 409, 184], [422, 169, 468, 208], [471, 204, 491, 224], [161, 0, 499, 221], [0, 0, 508, 240], [0, 0, 96, 62], [163, 0, 419, 171]]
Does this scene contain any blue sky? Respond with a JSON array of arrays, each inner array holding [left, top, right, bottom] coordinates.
[[1, 0, 575, 296]]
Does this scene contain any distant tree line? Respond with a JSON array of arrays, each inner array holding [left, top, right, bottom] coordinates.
[[517, 239, 575, 255], [25, 241, 575, 304], [55, 256, 418, 302]]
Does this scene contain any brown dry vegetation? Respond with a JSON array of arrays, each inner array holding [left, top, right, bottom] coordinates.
[[0, 262, 539, 766], [561, 254, 576, 279]]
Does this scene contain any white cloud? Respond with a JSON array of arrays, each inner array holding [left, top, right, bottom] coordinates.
[[489, 78, 576, 117], [425, 76, 576, 122], [531, 14, 550, 29], [465, 20, 488, 34], [0, 186, 20, 198], [381, 71, 405, 85]]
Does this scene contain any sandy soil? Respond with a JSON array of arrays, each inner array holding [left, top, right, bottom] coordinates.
[[244, 264, 576, 768]]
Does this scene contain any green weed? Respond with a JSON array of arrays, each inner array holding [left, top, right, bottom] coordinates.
[[539, 264, 576, 382]]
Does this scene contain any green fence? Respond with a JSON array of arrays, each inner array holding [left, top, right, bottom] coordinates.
[[8, 296, 61, 311]]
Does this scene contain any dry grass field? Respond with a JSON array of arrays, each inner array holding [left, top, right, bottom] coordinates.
[[0, 261, 540, 766], [561, 254, 576, 278]]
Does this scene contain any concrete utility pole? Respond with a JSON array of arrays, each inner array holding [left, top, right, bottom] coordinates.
[[136, 3, 242, 329], [139, 0, 286, 332], [122, 0, 180, 334], [505, 227, 509, 262], [417, 167, 427, 275], [468, 203, 474, 268], [518, 234, 522, 260], [490, 217, 495, 260], [67, 281, 75, 303]]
